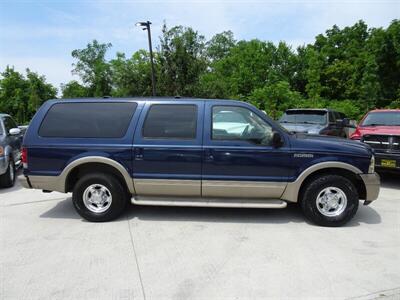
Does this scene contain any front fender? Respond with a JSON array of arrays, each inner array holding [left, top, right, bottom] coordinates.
[[281, 161, 362, 202]]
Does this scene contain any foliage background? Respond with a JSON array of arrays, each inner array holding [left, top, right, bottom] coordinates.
[[1, 20, 399, 124]]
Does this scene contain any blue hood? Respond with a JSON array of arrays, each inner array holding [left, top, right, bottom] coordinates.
[[290, 133, 373, 158]]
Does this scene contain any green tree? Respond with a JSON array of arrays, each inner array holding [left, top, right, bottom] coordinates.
[[158, 23, 207, 96], [71, 40, 112, 97], [249, 81, 303, 119], [61, 80, 90, 98], [0, 66, 56, 123], [26, 69, 57, 113], [110, 50, 154, 97], [206, 30, 236, 61]]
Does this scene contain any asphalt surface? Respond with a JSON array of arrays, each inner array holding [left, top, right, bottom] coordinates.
[[1, 172, 400, 300]]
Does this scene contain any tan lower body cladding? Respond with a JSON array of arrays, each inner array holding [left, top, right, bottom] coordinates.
[[133, 179, 287, 199]]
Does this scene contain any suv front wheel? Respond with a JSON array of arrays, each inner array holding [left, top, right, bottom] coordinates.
[[72, 173, 128, 222], [300, 174, 359, 227]]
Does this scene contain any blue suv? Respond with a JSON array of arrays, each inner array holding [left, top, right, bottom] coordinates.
[[19, 98, 380, 226]]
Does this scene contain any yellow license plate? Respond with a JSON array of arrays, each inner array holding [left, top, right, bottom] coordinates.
[[381, 159, 396, 168]]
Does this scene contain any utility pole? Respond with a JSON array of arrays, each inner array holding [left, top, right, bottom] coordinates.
[[136, 21, 156, 96]]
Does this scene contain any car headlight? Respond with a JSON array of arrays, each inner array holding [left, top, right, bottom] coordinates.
[[368, 155, 375, 173], [0, 146, 4, 156]]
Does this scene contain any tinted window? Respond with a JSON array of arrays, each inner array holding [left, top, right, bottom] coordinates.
[[328, 112, 336, 123], [39, 102, 137, 138], [212, 106, 273, 145], [142, 104, 197, 139], [3, 117, 17, 131], [279, 110, 327, 125]]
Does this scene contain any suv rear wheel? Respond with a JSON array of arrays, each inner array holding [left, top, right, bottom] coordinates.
[[300, 174, 359, 227], [72, 173, 128, 222], [0, 158, 16, 188]]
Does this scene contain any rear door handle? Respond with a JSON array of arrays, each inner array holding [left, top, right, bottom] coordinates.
[[204, 149, 214, 161]]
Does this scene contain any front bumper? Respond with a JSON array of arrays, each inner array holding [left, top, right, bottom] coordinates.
[[374, 152, 400, 170], [359, 172, 380, 201]]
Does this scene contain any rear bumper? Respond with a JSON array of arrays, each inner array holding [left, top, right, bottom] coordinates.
[[18, 175, 31, 189], [359, 172, 380, 201], [18, 174, 62, 191]]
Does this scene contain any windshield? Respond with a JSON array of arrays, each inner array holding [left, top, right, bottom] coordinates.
[[361, 112, 400, 126], [279, 111, 327, 125]]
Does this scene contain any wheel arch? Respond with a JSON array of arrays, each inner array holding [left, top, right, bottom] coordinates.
[[281, 162, 366, 202], [61, 156, 135, 194]]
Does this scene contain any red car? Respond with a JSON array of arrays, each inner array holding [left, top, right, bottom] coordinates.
[[351, 109, 400, 171]]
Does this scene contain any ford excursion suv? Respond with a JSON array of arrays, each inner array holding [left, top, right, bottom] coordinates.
[[19, 98, 380, 226], [351, 109, 400, 171]]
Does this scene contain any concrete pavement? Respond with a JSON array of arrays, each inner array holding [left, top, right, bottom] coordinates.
[[1, 173, 399, 300]]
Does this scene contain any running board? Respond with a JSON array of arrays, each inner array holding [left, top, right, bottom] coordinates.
[[131, 197, 287, 209]]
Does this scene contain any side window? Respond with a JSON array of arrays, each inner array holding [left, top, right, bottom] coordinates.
[[3, 117, 17, 132], [142, 104, 197, 139], [338, 112, 345, 120], [329, 112, 336, 123], [39, 102, 137, 138], [212, 106, 273, 145]]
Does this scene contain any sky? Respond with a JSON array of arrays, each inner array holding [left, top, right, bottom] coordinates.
[[0, 0, 399, 91]]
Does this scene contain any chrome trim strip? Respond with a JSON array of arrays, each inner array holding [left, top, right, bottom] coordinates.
[[132, 197, 287, 209], [134, 179, 200, 196], [202, 180, 287, 198]]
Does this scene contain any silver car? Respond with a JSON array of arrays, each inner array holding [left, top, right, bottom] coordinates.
[[0, 114, 22, 188]]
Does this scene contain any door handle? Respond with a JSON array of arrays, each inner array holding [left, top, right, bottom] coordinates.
[[204, 149, 214, 161], [135, 148, 144, 160]]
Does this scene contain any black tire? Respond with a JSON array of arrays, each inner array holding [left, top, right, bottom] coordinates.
[[0, 157, 16, 188], [72, 173, 128, 222], [300, 175, 359, 227]]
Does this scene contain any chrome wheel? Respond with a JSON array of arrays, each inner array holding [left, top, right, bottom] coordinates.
[[316, 187, 347, 217], [9, 161, 14, 182], [82, 184, 112, 213]]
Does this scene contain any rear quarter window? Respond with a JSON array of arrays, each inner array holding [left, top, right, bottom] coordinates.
[[39, 102, 137, 138]]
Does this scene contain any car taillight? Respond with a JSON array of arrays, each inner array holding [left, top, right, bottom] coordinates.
[[22, 147, 28, 168]]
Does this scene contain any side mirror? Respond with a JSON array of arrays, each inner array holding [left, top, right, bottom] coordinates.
[[272, 132, 283, 148], [9, 128, 21, 136]]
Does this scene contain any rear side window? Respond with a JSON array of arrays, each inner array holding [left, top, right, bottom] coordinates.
[[39, 102, 137, 138], [142, 104, 197, 139]]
